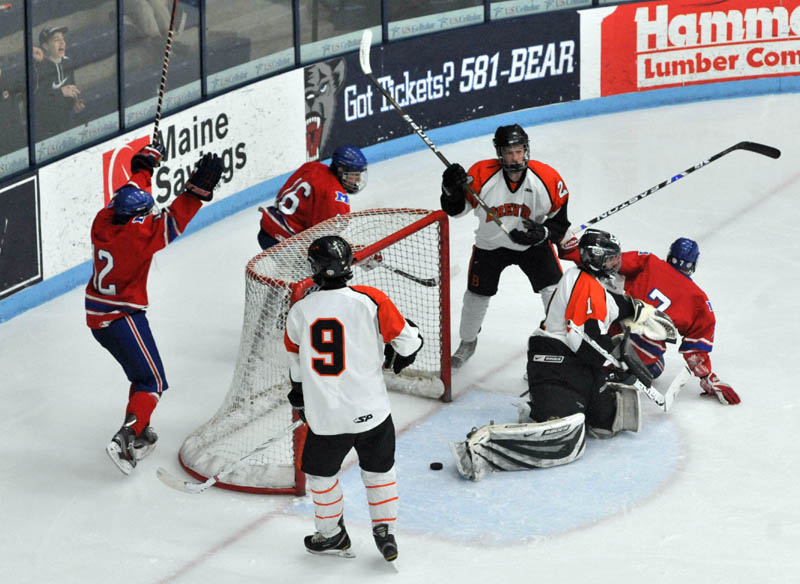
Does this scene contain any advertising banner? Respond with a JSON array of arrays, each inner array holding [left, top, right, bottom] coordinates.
[[0, 174, 41, 299], [305, 12, 580, 161], [582, 0, 800, 97]]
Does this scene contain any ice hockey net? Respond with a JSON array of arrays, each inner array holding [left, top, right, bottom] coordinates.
[[178, 208, 450, 494]]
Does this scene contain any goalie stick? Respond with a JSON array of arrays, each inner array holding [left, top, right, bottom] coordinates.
[[152, 0, 180, 143], [572, 141, 781, 235], [575, 328, 676, 411], [359, 29, 510, 236], [156, 419, 304, 494]]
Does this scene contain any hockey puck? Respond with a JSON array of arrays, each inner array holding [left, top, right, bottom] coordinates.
[[429, 462, 443, 471]]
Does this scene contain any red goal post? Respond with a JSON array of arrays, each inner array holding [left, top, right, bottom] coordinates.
[[177, 208, 451, 495]]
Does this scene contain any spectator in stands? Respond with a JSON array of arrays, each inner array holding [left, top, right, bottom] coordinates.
[[0, 55, 26, 155], [126, 0, 171, 38], [34, 25, 84, 140]]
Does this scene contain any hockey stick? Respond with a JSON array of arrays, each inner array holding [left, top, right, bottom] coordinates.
[[152, 0, 180, 143], [575, 328, 670, 411], [359, 29, 510, 236], [574, 141, 781, 233], [156, 419, 304, 494], [356, 258, 437, 287]]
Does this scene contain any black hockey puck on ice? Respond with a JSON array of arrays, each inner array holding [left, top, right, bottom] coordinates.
[[429, 462, 443, 470]]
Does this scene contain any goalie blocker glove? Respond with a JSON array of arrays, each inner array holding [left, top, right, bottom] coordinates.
[[185, 153, 223, 201], [383, 319, 424, 374], [509, 219, 549, 246], [131, 142, 166, 175]]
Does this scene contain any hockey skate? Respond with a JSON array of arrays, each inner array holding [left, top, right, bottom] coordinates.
[[304, 516, 355, 558], [133, 425, 158, 461], [451, 338, 477, 369], [106, 414, 138, 475], [372, 523, 398, 562]]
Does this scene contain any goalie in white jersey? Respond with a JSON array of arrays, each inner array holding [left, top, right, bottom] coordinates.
[[284, 235, 423, 562]]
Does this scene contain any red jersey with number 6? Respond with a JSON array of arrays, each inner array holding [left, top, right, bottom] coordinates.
[[618, 251, 715, 354], [260, 161, 351, 240], [84, 171, 202, 329]]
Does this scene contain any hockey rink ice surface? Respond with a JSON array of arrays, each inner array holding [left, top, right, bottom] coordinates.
[[1, 93, 798, 583]]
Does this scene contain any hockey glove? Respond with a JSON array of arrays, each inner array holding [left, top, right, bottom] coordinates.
[[509, 219, 549, 246], [622, 298, 678, 343], [383, 320, 424, 374], [287, 380, 306, 422], [131, 142, 166, 175], [699, 373, 740, 405], [442, 163, 469, 197], [185, 153, 223, 201]]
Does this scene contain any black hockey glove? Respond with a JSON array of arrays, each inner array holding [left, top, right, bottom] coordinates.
[[442, 163, 469, 196], [131, 142, 166, 175], [185, 153, 223, 201], [509, 219, 549, 246], [287, 380, 306, 423], [383, 320, 424, 374]]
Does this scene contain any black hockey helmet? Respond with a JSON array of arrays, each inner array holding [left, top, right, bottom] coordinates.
[[578, 229, 622, 277], [493, 124, 529, 172], [308, 235, 354, 286]]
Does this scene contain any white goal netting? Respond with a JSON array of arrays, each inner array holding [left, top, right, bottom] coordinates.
[[178, 208, 450, 494]]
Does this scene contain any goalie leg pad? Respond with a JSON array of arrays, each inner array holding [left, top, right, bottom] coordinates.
[[449, 413, 586, 480], [591, 383, 641, 438]]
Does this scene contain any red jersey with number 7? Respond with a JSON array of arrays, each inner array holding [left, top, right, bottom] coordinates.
[[618, 251, 715, 354], [84, 171, 202, 329]]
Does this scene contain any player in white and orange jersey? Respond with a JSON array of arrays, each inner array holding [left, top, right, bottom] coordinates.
[[284, 235, 422, 562], [440, 124, 573, 369]]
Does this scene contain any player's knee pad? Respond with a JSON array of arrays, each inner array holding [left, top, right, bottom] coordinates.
[[449, 413, 586, 480]]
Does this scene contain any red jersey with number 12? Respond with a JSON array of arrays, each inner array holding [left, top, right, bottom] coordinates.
[[84, 171, 202, 329], [618, 251, 715, 354]]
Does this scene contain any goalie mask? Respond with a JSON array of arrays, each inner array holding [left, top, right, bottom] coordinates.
[[308, 235, 354, 286], [493, 124, 529, 173], [112, 185, 154, 221], [578, 229, 622, 277], [667, 237, 699, 276], [330, 145, 368, 194]]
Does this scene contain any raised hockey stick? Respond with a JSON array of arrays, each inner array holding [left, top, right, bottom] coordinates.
[[152, 0, 180, 143], [575, 328, 670, 411], [359, 29, 511, 236], [156, 419, 304, 494], [574, 141, 781, 233]]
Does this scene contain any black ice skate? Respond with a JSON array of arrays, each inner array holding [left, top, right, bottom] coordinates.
[[133, 425, 158, 461], [304, 516, 355, 558], [451, 338, 477, 369], [372, 523, 398, 562], [106, 414, 138, 475]]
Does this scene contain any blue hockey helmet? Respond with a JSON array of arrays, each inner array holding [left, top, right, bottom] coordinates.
[[667, 237, 699, 276], [330, 145, 368, 194], [112, 185, 154, 220]]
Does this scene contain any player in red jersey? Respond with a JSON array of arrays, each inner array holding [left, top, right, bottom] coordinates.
[[86, 144, 223, 474], [618, 237, 740, 405], [257, 146, 368, 249], [440, 124, 573, 369], [285, 236, 422, 561]]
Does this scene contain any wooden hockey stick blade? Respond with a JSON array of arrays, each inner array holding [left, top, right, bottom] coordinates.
[[735, 141, 781, 159], [156, 467, 216, 494], [359, 29, 373, 75]]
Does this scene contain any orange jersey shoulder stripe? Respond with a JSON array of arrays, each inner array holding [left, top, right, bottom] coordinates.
[[466, 159, 502, 206], [565, 271, 608, 327], [529, 160, 568, 211], [351, 285, 406, 343]]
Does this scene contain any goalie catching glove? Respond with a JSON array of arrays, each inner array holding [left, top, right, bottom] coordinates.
[[383, 319, 424, 374], [622, 298, 678, 343], [185, 153, 223, 201]]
